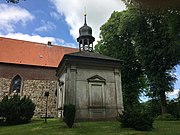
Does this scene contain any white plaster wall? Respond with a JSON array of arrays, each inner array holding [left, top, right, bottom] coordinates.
[[75, 65, 123, 120], [76, 66, 115, 82], [58, 64, 123, 120]]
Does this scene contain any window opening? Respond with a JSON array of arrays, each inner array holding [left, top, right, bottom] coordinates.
[[10, 75, 22, 94]]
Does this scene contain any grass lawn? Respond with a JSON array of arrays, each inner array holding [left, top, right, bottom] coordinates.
[[0, 119, 179, 135]]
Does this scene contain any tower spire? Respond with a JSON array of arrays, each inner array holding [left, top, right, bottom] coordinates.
[[84, 6, 87, 25], [77, 9, 95, 52]]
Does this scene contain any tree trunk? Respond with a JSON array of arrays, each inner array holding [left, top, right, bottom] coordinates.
[[160, 91, 167, 114]]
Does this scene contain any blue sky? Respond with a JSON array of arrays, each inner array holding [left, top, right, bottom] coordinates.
[[0, 0, 179, 99], [0, 0, 125, 47], [0, 0, 77, 47]]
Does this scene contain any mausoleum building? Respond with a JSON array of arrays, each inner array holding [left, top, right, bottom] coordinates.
[[56, 14, 124, 120]]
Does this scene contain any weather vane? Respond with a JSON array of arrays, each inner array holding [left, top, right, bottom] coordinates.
[[84, 0, 87, 16], [84, 6, 87, 16]]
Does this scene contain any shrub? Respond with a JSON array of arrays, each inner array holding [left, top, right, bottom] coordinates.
[[155, 113, 176, 121], [119, 110, 154, 131], [63, 104, 76, 128], [0, 94, 35, 124], [145, 99, 162, 118], [18, 96, 36, 122], [167, 100, 180, 120]]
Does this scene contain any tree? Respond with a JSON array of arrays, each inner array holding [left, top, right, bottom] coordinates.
[[177, 90, 180, 102], [6, 0, 25, 3], [95, 10, 144, 111], [121, 0, 180, 9], [134, 9, 180, 114], [96, 7, 180, 114]]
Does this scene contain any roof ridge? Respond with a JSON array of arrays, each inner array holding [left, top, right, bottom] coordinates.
[[0, 36, 77, 49]]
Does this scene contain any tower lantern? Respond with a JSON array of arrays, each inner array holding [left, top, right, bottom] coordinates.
[[77, 13, 95, 52]]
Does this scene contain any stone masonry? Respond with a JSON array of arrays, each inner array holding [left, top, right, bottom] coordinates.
[[23, 80, 57, 117], [0, 78, 11, 99], [0, 62, 58, 117], [0, 77, 57, 117]]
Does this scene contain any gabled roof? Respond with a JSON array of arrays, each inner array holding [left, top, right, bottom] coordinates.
[[0, 37, 78, 67], [56, 51, 123, 76]]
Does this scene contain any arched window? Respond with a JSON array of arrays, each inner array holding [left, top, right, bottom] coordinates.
[[10, 75, 22, 95]]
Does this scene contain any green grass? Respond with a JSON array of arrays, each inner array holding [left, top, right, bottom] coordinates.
[[0, 119, 179, 135]]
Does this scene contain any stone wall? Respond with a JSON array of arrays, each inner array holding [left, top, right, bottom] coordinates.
[[0, 63, 59, 117], [0, 78, 11, 99], [0, 77, 57, 117], [23, 80, 57, 117], [0, 63, 57, 80]]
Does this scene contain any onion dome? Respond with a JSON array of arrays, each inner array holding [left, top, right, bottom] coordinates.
[[79, 14, 92, 36]]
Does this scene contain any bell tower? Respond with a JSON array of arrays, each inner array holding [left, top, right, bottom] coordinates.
[[77, 13, 95, 52]]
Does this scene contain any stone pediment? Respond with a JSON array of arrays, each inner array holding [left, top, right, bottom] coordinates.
[[87, 75, 106, 84]]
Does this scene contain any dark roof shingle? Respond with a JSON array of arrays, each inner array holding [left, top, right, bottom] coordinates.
[[65, 51, 121, 62]]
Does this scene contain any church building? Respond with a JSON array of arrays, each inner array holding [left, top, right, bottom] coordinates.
[[0, 37, 77, 117], [56, 14, 124, 120]]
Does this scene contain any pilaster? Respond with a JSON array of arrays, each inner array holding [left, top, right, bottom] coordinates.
[[114, 68, 124, 114]]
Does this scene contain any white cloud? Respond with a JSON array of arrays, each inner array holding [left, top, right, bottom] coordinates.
[[0, 33, 77, 48], [0, 4, 34, 33], [35, 20, 56, 32], [166, 89, 180, 99], [50, 11, 61, 20], [50, 0, 126, 44]]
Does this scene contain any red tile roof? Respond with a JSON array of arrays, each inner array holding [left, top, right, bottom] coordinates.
[[0, 37, 78, 67]]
